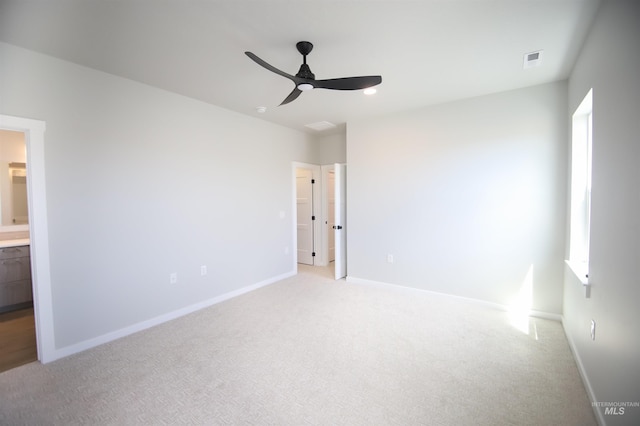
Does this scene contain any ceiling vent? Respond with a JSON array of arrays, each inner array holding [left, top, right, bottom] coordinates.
[[523, 50, 543, 69], [305, 121, 336, 131]]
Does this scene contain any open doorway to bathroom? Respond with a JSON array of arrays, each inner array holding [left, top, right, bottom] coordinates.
[[0, 114, 53, 365], [0, 129, 36, 372]]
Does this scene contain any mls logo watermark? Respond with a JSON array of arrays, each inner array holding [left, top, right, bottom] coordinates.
[[593, 401, 639, 416], [605, 406, 624, 416]]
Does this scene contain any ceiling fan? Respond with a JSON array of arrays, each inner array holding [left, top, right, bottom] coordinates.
[[245, 41, 382, 106]]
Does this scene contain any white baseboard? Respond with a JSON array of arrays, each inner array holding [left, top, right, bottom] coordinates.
[[561, 318, 606, 426], [45, 270, 296, 364], [346, 276, 563, 322]]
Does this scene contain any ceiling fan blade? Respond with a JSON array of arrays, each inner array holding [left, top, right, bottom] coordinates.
[[280, 87, 303, 105], [313, 75, 382, 91], [245, 52, 299, 82]]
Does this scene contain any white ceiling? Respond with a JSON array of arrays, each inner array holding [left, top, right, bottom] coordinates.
[[0, 0, 601, 134]]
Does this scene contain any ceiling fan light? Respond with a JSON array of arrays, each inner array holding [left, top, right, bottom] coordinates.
[[363, 88, 377, 95], [297, 83, 314, 91]]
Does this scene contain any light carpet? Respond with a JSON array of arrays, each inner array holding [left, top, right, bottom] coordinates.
[[0, 265, 596, 425]]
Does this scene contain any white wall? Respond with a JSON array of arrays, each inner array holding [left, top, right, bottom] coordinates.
[[564, 2, 640, 424], [347, 82, 568, 314], [0, 42, 317, 351], [313, 130, 346, 165]]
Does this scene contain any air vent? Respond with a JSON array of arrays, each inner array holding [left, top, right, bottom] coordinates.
[[523, 50, 544, 69], [305, 121, 336, 131]]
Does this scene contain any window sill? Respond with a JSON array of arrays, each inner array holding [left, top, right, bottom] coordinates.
[[565, 260, 589, 286]]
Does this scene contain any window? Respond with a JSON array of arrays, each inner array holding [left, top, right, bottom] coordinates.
[[567, 89, 593, 284]]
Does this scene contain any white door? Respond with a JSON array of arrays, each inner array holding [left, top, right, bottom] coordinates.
[[328, 170, 336, 262], [296, 168, 314, 265], [334, 164, 347, 279]]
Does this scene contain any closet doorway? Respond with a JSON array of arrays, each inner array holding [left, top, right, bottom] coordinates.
[[294, 163, 320, 266]]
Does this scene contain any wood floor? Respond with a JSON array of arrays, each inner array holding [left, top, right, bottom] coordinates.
[[0, 306, 37, 373]]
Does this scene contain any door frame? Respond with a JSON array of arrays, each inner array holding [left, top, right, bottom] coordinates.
[[0, 114, 54, 363]]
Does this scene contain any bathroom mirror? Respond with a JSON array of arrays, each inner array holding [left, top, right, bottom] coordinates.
[[0, 129, 29, 228]]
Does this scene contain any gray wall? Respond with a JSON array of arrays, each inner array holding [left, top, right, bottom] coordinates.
[[0, 42, 317, 350], [564, 1, 640, 424], [347, 82, 568, 314]]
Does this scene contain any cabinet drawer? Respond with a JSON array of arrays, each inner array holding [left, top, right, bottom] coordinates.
[[0, 245, 30, 260], [0, 279, 33, 307], [0, 257, 31, 282]]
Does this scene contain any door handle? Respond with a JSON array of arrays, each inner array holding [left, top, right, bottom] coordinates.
[[333, 225, 343, 230]]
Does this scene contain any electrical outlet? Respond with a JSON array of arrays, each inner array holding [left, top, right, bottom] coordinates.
[[170, 273, 177, 284], [200, 265, 207, 276], [387, 254, 394, 263], [590, 319, 596, 340]]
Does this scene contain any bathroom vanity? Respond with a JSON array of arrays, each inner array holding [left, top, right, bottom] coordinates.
[[0, 239, 31, 312]]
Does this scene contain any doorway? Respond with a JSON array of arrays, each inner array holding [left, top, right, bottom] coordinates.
[[296, 167, 315, 265], [293, 162, 346, 279], [0, 114, 53, 365], [0, 129, 36, 372], [294, 163, 321, 266]]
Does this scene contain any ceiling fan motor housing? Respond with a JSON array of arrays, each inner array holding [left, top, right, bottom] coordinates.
[[296, 63, 315, 80]]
